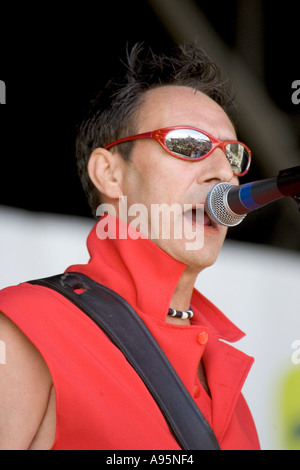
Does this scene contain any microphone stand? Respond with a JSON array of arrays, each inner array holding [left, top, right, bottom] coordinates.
[[292, 193, 300, 213], [278, 166, 300, 214]]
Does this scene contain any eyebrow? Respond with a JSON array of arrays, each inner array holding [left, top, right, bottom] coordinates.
[[222, 136, 239, 142], [205, 131, 238, 142]]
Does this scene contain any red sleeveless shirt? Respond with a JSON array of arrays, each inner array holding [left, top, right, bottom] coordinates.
[[0, 217, 260, 449]]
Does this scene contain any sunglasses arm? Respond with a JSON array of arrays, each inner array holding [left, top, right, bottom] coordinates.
[[104, 132, 153, 150]]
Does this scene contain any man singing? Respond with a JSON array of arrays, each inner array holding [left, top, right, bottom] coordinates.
[[0, 43, 260, 450]]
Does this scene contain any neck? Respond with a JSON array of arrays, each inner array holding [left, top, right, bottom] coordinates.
[[167, 268, 199, 325]]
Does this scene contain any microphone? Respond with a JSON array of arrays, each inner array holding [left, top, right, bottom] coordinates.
[[205, 165, 300, 227]]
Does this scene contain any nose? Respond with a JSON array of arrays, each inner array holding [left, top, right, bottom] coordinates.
[[197, 148, 237, 184]]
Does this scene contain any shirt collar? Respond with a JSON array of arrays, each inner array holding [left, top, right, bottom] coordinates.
[[66, 215, 244, 343]]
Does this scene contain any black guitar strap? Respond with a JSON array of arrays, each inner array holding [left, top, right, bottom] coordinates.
[[29, 271, 220, 450]]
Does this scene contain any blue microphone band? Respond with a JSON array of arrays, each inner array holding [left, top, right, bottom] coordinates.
[[227, 178, 283, 215], [239, 183, 261, 211]]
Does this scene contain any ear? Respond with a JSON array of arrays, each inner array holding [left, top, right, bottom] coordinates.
[[87, 148, 125, 200]]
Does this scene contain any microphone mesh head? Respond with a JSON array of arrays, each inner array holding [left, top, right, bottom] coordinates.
[[205, 182, 246, 227]]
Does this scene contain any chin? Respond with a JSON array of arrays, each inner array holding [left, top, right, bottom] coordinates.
[[159, 235, 224, 273], [186, 249, 221, 273]]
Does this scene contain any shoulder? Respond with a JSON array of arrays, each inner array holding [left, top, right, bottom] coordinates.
[[0, 311, 53, 449], [0, 281, 53, 307]]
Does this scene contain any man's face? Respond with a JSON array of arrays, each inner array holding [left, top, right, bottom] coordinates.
[[118, 86, 239, 273]]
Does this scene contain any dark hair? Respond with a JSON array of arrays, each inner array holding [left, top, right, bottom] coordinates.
[[76, 43, 236, 214]]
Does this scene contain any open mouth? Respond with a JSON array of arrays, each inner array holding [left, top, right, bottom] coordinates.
[[193, 208, 213, 226], [184, 205, 218, 230]]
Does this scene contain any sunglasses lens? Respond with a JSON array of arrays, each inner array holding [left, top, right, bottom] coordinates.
[[165, 129, 212, 159], [225, 143, 250, 175]]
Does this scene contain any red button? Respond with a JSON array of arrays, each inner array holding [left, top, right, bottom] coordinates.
[[194, 385, 201, 398], [197, 331, 208, 345]]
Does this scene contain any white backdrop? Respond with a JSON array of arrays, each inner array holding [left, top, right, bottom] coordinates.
[[0, 204, 299, 450]]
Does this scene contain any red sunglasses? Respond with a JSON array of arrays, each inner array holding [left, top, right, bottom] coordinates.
[[105, 126, 252, 177]]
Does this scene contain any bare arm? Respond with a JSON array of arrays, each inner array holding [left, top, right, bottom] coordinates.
[[0, 312, 53, 449]]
